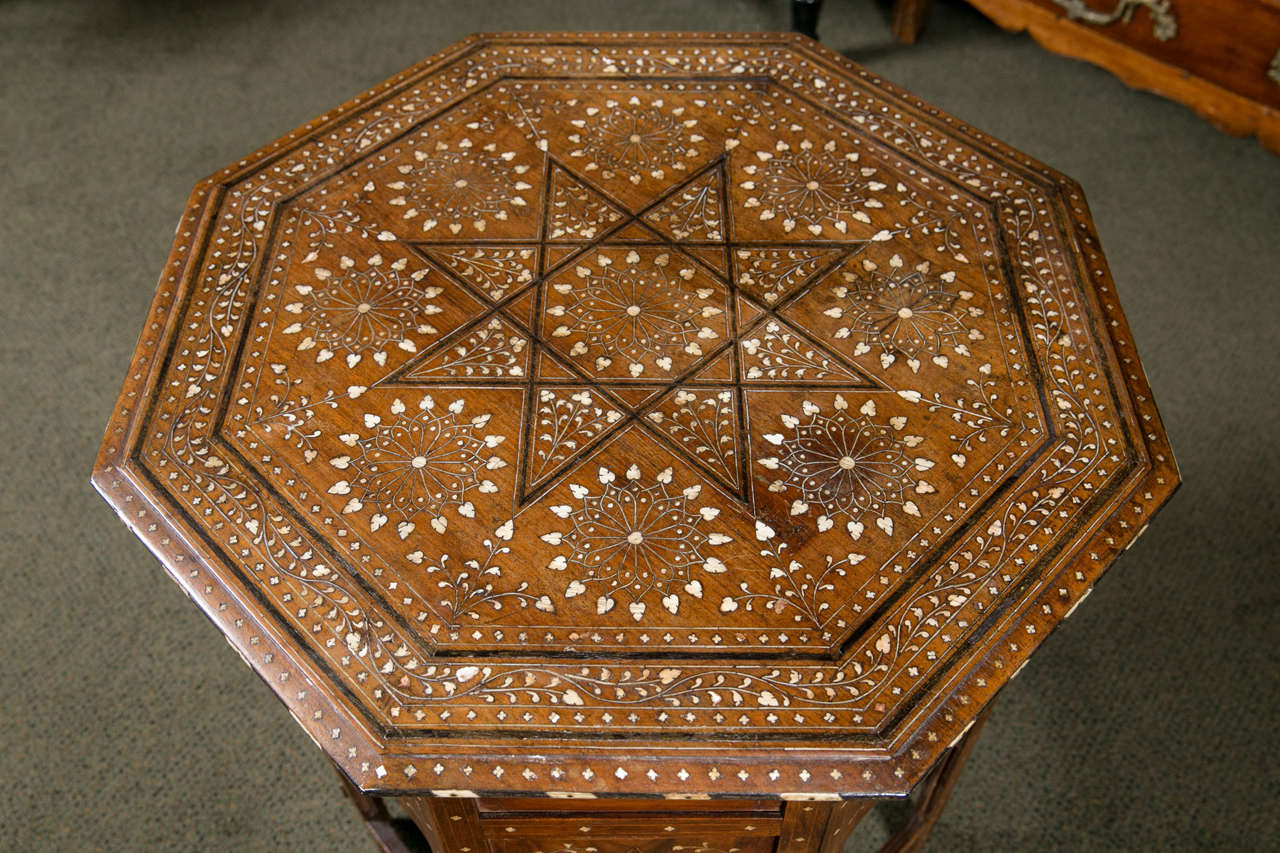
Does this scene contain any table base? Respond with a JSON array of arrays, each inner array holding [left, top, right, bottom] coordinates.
[[336, 705, 991, 853]]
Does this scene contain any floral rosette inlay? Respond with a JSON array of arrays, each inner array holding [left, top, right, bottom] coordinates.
[[326, 395, 507, 534], [741, 140, 887, 236], [287, 254, 442, 361], [544, 464, 730, 620], [575, 98, 700, 178], [384, 145, 534, 232], [823, 254, 975, 371], [546, 250, 724, 377], [759, 395, 934, 538]]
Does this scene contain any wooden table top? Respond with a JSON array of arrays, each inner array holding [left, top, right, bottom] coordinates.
[[94, 32, 1178, 800]]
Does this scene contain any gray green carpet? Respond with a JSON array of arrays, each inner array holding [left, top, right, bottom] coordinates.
[[2, 0, 1277, 849]]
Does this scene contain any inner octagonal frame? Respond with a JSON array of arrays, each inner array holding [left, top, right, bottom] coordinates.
[[218, 75, 1062, 668]]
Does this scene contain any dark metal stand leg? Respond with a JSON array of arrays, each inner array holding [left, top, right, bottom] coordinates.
[[791, 0, 825, 40]]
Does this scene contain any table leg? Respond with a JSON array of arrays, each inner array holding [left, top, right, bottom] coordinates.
[[779, 800, 833, 852], [809, 702, 994, 853], [878, 702, 994, 852], [334, 763, 430, 853], [791, 0, 825, 39], [400, 797, 486, 852], [890, 0, 933, 44], [819, 798, 878, 852]]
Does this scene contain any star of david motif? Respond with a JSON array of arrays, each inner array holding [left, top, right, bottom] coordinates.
[[383, 156, 885, 508]]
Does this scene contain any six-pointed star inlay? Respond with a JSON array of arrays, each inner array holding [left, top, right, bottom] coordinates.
[[385, 157, 884, 507]]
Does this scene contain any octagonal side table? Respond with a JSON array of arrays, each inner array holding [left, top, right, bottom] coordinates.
[[94, 31, 1178, 853]]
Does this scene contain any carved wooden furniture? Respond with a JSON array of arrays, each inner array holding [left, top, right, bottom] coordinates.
[[804, 0, 1280, 151], [964, 0, 1280, 153], [891, 0, 935, 45], [93, 32, 1179, 852]]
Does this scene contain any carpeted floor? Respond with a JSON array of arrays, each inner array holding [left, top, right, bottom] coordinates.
[[2, 1, 1277, 850]]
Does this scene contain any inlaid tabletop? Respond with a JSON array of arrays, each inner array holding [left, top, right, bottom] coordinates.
[[94, 32, 1178, 799]]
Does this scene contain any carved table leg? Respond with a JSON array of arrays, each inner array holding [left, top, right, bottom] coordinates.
[[820, 798, 878, 852], [791, 0, 825, 39], [890, 0, 933, 44], [779, 800, 833, 852], [773, 798, 878, 853], [401, 797, 486, 852], [333, 763, 430, 853], [878, 701, 995, 852]]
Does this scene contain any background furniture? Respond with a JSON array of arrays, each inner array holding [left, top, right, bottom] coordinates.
[[794, 0, 934, 44], [964, 0, 1280, 153], [798, 0, 1280, 153]]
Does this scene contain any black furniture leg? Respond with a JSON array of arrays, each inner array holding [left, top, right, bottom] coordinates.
[[791, 0, 824, 39]]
